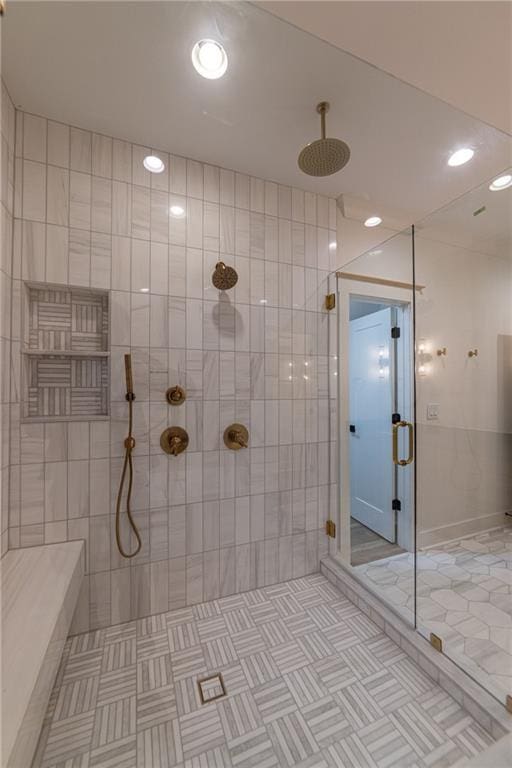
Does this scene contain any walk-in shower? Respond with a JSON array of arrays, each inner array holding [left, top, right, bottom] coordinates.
[[2, 2, 512, 766]]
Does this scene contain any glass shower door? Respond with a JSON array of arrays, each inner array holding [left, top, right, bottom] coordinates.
[[413, 178, 512, 705]]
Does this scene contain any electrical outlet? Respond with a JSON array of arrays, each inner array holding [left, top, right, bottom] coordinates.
[[427, 403, 440, 420]]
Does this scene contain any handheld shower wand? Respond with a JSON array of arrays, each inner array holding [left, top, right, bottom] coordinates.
[[115, 353, 142, 558]]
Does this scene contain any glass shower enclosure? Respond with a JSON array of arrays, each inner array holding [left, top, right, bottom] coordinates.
[[332, 174, 512, 708]]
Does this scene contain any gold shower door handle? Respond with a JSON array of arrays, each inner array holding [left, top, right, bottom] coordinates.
[[392, 420, 414, 466]]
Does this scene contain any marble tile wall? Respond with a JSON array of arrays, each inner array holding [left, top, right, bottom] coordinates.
[[1, 81, 16, 557], [8, 109, 339, 630]]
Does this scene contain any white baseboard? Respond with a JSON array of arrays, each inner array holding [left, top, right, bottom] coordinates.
[[418, 512, 510, 549]]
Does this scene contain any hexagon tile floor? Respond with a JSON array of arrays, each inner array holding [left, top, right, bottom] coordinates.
[[33, 574, 495, 768], [354, 526, 512, 704]]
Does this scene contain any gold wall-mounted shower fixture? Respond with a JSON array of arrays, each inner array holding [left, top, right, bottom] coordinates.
[[298, 101, 351, 177], [223, 423, 249, 450], [468, 349, 478, 358], [161, 426, 189, 456], [115, 353, 142, 559], [436, 347, 447, 356], [212, 261, 238, 290], [166, 385, 186, 405]]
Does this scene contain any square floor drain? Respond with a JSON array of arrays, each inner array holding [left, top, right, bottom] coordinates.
[[197, 673, 227, 704]]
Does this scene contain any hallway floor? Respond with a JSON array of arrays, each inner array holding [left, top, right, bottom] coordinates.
[[33, 573, 494, 768], [350, 519, 406, 566], [353, 526, 512, 705]]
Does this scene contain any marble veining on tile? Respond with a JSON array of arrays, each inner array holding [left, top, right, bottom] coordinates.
[[353, 526, 512, 704], [23, 286, 109, 418], [33, 574, 495, 768], [2, 541, 84, 768]]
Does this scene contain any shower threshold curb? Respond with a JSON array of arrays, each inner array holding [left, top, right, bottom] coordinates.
[[320, 555, 512, 742]]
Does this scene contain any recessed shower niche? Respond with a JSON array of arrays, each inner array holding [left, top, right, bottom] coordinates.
[[21, 283, 110, 421]]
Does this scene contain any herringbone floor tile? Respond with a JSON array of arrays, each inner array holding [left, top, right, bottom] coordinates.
[[35, 574, 495, 768]]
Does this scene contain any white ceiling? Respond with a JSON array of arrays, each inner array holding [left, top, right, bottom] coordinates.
[[259, 0, 512, 136], [416, 178, 512, 258], [3, 1, 512, 227]]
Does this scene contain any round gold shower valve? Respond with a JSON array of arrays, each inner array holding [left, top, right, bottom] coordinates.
[[161, 426, 189, 456], [224, 423, 249, 450], [166, 385, 186, 405]]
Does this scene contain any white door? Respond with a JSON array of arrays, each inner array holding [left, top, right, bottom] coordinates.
[[349, 307, 395, 542]]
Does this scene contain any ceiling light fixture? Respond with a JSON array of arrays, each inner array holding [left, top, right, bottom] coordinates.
[[364, 216, 382, 228], [170, 204, 186, 218], [447, 148, 474, 167], [191, 39, 228, 79], [329, 241, 337, 250], [489, 174, 512, 191], [143, 155, 165, 174]]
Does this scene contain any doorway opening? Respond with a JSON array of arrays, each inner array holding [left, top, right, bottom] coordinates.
[[336, 277, 415, 579], [347, 296, 413, 566]]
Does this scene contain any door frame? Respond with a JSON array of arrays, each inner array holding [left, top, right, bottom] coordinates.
[[336, 275, 415, 565]]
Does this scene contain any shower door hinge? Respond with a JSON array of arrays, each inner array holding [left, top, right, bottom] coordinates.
[[392, 498, 401, 512], [391, 326, 401, 338], [325, 519, 336, 538], [430, 633, 443, 653], [325, 293, 336, 311]]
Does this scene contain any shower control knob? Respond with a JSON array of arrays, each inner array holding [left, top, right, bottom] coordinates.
[[160, 426, 189, 456], [223, 423, 249, 450], [166, 385, 186, 405]]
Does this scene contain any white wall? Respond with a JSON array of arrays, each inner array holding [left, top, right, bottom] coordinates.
[[415, 237, 512, 544]]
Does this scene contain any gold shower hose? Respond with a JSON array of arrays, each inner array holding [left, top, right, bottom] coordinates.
[[115, 354, 142, 558]]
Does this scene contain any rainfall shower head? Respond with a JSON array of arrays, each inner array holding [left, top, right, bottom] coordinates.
[[212, 261, 238, 290], [298, 102, 351, 177]]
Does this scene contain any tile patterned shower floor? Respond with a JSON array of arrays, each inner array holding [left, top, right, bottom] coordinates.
[[353, 526, 512, 703], [33, 574, 495, 768]]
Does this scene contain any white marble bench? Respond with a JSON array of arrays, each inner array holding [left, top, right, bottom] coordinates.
[[1, 541, 85, 768]]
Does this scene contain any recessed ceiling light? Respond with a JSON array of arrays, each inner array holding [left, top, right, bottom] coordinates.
[[364, 216, 382, 228], [170, 204, 186, 218], [447, 148, 474, 167], [143, 155, 165, 174], [191, 39, 228, 79], [489, 174, 512, 191], [259, 298, 268, 304], [329, 241, 337, 250], [140, 287, 149, 293]]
